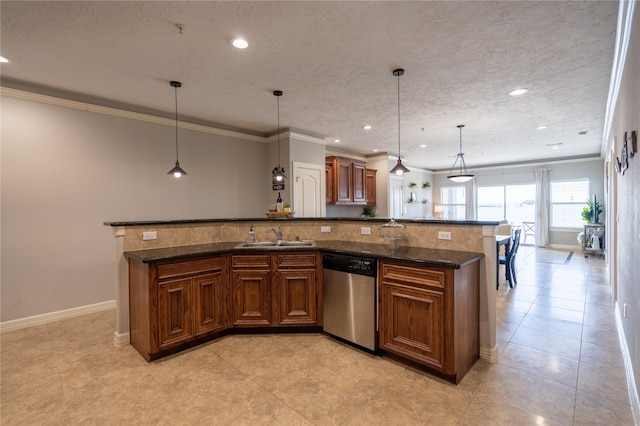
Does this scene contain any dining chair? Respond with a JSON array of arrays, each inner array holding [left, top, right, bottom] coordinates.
[[499, 229, 521, 288], [522, 221, 535, 244]]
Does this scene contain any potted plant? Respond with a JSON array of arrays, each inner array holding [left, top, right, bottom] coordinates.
[[408, 182, 417, 188], [362, 207, 376, 217], [283, 202, 291, 213], [422, 181, 431, 189], [581, 199, 603, 224]]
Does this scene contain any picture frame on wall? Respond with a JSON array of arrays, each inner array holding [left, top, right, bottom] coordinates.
[[621, 133, 629, 175]]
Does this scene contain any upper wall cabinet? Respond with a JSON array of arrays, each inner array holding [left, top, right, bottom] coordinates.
[[326, 156, 376, 206]]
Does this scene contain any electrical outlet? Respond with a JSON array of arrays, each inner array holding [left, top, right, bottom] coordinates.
[[321, 226, 331, 233], [142, 231, 157, 241], [438, 231, 451, 240], [361, 227, 372, 235]]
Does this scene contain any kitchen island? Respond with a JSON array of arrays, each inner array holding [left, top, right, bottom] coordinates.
[[124, 238, 483, 383], [107, 217, 504, 378]]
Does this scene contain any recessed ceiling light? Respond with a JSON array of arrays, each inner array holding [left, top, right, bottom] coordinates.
[[362, 125, 372, 130], [419, 144, 427, 148], [230, 37, 248, 49], [334, 139, 340, 143], [509, 88, 528, 96], [536, 125, 548, 130], [0, 56, 8, 63], [578, 130, 588, 135], [546, 143, 563, 150], [373, 149, 379, 152]]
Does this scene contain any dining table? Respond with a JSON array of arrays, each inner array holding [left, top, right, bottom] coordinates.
[[496, 234, 512, 289]]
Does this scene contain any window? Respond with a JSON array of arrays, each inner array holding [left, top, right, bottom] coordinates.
[[477, 184, 536, 224], [477, 186, 505, 221], [440, 186, 466, 220], [550, 179, 590, 228]]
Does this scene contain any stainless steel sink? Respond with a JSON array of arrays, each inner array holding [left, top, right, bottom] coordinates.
[[234, 240, 315, 249]]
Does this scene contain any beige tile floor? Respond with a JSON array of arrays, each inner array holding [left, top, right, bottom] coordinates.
[[1, 247, 634, 425]]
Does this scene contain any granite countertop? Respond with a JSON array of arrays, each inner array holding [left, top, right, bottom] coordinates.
[[124, 240, 484, 269], [105, 217, 504, 227]]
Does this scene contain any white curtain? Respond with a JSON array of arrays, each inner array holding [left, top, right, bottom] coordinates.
[[466, 179, 477, 220], [535, 168, 549, 247]]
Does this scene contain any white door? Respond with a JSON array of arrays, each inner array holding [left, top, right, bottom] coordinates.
[[293, 161, 325, 217], [389, 175, 404, 219]]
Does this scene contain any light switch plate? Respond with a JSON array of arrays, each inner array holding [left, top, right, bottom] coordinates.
[[321, 226, 331, 233], [142, 231, 157, 241], [361, 227, 372, 235], [438, 231, 452, 240]]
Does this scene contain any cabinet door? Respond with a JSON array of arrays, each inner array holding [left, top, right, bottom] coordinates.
[[193, 272, 226, 335], [365, 169, 377, 205], [336, 159, 352, 203], [352, 162, 367, 204], [232, 270, 271, 326], [274, 269, 316, 325], [157, 278, 193, 349], [326, 162, 335, 204], [379, 281, 445, 371]]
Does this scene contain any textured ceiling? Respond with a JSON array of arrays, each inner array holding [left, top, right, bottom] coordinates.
[[0, 1, 618, 171]]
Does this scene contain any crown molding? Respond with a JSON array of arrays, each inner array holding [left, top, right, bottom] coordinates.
[[1, 86, 267, 143]]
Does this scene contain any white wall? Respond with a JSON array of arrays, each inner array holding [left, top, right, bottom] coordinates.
[[1, 94, 270, 321], [609, 1, 640, 405]]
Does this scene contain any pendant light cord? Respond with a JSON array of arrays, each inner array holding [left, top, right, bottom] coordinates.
[[397, 71, 401, 158], [174, 84, 179, 163], [458, 125, 465, 174], [277, 94, 281, 169]]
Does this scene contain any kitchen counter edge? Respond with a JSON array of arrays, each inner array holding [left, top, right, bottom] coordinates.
[[123, 241, 484, 270]]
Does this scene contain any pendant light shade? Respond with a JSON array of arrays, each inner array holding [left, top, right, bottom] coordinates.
[[271, 90, 287, 182], [447, 124, 475, 183], [390, 68, 410, 175], [167, 81, 187, 178]]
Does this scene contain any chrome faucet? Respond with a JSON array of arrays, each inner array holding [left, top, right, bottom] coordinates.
[[266, 226, 283, 241]]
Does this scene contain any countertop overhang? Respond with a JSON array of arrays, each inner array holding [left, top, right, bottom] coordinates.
[[124, 240, 484, 269], [105, 217, 505, 227]]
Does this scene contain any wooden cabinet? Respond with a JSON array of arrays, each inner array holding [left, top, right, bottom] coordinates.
[[128, 256, 228, 361], [325, 162, 334, 203], [326, 156, 375, 205], [231, 254, 272, 326], [379, 259, 480, 383], [365, 169, 377, 205], [232, 252, 319, 327], [353, 162, 367, 203], [158, 277, 193, 349], [273, 253, 318, 326], [335, 157, 353, 203]]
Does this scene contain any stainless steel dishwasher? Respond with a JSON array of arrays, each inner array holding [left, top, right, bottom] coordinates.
[[323, 253, 377, 351]]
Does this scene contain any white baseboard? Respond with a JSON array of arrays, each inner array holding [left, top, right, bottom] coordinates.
[[113, 331, 130, 346], [0, 300, 116, 333], [616, 302, 640, 425], [480, 345, 499, 363]]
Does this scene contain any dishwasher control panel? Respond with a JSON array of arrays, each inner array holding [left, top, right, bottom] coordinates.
[[322, 253, 376, 277]]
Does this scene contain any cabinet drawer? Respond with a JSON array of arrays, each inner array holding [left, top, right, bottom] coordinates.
[[276, 254, 316, 269], [380, 262, 445, 289], [157, 257, 223, 279], [232, 254, 271, 269]]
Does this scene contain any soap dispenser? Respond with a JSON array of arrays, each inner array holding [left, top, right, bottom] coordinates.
[[247, 225, 256, 243]]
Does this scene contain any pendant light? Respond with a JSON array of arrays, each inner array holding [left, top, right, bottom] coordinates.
[[390, 68, 410, 175], [446, 124, 475, 182], [271, 90, 286, 182], [167, 81, 187, 178]]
